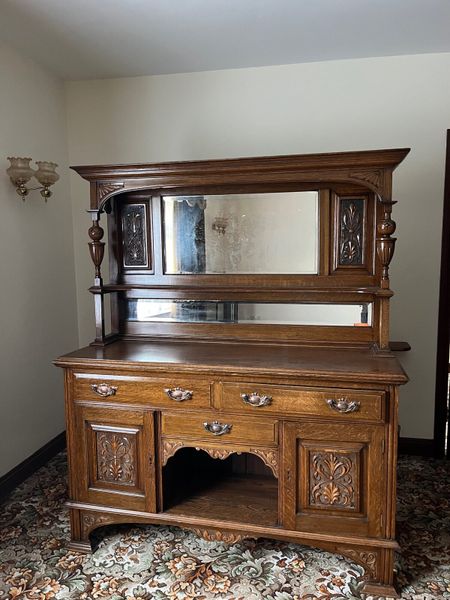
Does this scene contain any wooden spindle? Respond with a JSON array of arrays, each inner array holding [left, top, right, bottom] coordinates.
[[376, 200, 397, 290], [88, 212, 105, 286]]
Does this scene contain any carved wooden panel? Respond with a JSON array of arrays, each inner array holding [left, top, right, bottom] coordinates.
[[75, 405, 156, 512], [338, 198, 365, 266], [94, 426, 137, 485], [331, 194, 375, 276], [299, 442, 363, 515], [121, 203, 149, 268], [309, 449, 359, 510], [283, 421, 385, 539]]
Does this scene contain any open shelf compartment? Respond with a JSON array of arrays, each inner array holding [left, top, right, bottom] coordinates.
[[162, 447, 279, 528]]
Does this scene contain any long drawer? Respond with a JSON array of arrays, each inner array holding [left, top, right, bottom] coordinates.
[[161, 411, 279, 446], [217, 382, 385, 421], [73, 372, 212, 409]]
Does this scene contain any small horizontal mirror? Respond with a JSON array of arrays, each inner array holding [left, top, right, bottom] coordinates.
[[163, 191, 319, 274], [126, 300, 372, 327]]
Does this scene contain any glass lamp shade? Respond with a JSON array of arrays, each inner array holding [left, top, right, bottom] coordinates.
[[6, 157, 35, 185], [34, 161, 59, 187]]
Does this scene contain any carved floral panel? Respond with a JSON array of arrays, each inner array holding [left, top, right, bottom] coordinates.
[[121, 203, 149, 268], [338, 198, 365, 266], [95, 429, 137, 485], [309, 449, 359, 511]]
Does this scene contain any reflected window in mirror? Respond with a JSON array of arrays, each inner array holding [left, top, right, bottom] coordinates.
[[162, 191, 319, 274]]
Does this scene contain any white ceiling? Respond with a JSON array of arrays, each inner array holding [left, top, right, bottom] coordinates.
[[1, 0, 450, 80]]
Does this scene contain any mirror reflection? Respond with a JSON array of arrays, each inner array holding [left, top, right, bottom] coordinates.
[[126, 300, 372, 327], [163, 192, 318, 274]]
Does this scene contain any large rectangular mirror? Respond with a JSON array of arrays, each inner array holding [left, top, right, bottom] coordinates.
[[163, 191, 319, 274], [126, 300, 372, 327]]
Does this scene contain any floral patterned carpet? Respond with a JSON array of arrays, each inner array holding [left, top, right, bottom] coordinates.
[[0, 453, 449, 600]]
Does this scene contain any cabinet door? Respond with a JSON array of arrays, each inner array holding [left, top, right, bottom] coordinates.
[[282, 421, 385, 538], [72, 404, 156, 512]]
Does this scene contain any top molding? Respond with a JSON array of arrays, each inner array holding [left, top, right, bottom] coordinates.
[[71, 148, 410, 210]]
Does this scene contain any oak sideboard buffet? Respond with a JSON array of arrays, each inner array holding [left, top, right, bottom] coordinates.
[[55, 148, 409, 597]]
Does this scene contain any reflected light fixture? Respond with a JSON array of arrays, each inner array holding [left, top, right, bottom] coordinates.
[[6, 157, 59, 201], [212, 216, 228, 235]]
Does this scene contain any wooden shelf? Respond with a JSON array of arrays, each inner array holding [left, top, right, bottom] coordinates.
[[165, 474, 279, 527]]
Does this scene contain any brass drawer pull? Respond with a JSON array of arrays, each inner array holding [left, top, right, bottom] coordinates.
[[164, 387, 193, 402], [91, 383, 117, 397], [203, 420, 232, 436], [241, 392, 272, 407], [327, 397, 360, 413]]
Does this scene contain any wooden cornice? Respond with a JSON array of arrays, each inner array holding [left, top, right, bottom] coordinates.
[[70, 148, 410, 210]]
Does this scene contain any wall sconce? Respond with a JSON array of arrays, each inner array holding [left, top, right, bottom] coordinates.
[[6, 157, 59, 201]]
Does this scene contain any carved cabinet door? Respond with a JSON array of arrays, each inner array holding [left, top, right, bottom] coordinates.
[[282, 421, 386, 538], [72, 404, 156, 512]]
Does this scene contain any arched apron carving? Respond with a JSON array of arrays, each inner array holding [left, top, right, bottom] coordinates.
[[161, 440, 279, 478]]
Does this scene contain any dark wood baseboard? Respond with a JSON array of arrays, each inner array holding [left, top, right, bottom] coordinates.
[[398, 436, 435, 457], [0, 431, 66, 503]]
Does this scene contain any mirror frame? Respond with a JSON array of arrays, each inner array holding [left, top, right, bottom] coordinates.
[[72, 148, 410, 348]]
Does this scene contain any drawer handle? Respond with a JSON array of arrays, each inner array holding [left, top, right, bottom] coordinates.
[[327, 397, 360, 413], [91, 383, 118, 397], [241, 392, 272, 407], [203, 420, 232, 436], [164, 387, 193, 402]]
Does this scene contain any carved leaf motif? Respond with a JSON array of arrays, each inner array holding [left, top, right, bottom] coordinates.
[[349, 169, 383, 192], [341, 548, 378, 579], [96, 432, 136, 484], [162, 440, 185, 465], [310, 451, 356, 509], [191, 528, 246, 544], [81, 512, 111, 537], [121, 203, 148, 267], [339, 199, 364, 265], [249, 448, 279, 478], [161, 442, 279, 478], [195, 447, 237, 460], [98, 182, 124, 201]]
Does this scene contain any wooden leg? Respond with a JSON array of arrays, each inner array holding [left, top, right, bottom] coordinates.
[[67, 508, 93, 553], [335, 545, 399, 598], [360, 548, 399, 598]]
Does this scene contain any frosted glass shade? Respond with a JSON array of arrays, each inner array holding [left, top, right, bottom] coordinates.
[[6, 156, 35, 184], [34, 161, 59, 186]]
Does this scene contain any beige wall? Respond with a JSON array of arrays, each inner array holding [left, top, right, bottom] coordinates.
[[66, 52, 450, 439], [0, 43, 78, 476]]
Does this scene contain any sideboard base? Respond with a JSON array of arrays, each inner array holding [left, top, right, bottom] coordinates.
[[67, 504, 400, 594]]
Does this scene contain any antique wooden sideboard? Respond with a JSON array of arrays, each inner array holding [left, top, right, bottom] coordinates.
[[55, 148, 409, 597]]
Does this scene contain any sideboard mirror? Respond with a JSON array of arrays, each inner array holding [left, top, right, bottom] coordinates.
[[162, 191, 319, 275], [73, 148, 410, 349]]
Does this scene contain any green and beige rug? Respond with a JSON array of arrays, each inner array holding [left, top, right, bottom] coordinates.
[[0, 453, 449, 599]]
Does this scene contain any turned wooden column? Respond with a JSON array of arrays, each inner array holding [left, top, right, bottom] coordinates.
[[88, 210, 106, 344], [88, 211, 105, 286], [377, 200, 397, 290], [376, 196, 397, 351]]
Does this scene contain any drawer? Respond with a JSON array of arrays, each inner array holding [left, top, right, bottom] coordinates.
[[161, 412, 279, 446], [218, 383, 384, 421], [73, 372, 212, 409]]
